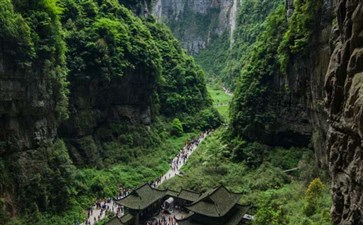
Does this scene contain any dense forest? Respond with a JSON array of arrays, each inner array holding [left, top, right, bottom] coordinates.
[[0, 0, 220, 224], [1, 0, 363, 225]]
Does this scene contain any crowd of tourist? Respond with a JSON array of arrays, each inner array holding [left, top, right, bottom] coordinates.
[[147, 214, 178, 225], [84, 199, 121, 225], [171, 130, 211, 171], [115, 184, 131, 200], [152, 129, 212, 187]]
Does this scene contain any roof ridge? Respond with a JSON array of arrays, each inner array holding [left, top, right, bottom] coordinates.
[[209, 185, 223, 196], [220, 184, 244, 195], [180, 188, 201, 194], [186, 185, 222, 207], [214, 199, 221, 216]]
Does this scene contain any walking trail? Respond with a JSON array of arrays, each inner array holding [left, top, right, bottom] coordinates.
[[81, 130, 212, 225]]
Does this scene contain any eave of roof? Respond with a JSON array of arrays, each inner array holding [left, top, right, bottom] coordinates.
[[177, 204, 250, 225], [115, 183, 166, 210], [105, 217, 123, 225], [120, 213, 134, 224], [224, 204, 250, 225], [177, 189, 201, 202]]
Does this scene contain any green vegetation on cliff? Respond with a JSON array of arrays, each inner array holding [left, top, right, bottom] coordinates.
[[146, 21, 213, 118], [59, 0, 221, 167], [229, 0, 323, 143], [1, 0, 220, 224], [195, 0, 281, 90], [278, 0, 323, 74], [221, 0, 281, 90], [1, 0, 72, 217], [230, 4, 287, 142], [1, 0, 69, 120]]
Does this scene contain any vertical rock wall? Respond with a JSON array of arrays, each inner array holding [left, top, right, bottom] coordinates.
[[152, 0, 239, 54], [325, 0, 363, 224]]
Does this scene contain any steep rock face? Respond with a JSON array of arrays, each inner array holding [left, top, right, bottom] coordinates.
[[285, 0, 363, 222], [0, 46, 58, 215], [286, 0, 333, 167], [252, 0, 332, 161], [325, 0, 363, 224], [230, 1, 332, 149], [0, 0, 73, 216], [152, 0, 239, 54], [59, 71, 156, 166]]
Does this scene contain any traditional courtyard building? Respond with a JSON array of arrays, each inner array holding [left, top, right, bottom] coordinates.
[[107, 183, 249, 225]]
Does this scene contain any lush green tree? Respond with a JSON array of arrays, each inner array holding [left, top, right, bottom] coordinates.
[[171, 118, 183, 136], [254, 200, 287, 225], [304, 178, 324, 216]]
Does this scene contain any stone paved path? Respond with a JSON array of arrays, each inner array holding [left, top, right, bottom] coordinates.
[[81, 130, 211, 225], [154, 131, 209, 187]]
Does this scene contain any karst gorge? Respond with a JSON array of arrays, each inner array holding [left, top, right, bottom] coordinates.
[[0, 0, 362, 225]]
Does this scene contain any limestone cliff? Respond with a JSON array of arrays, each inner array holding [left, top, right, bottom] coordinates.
[[152, 0, 239, 54], [227, 0, 362, 223], [0, 0, 73, 216], [262, 0, 363, 223], [59, 69, 156, 166], [284, 0, 333, 166], [286, 0, 363, 223], [325, 1, 363, 224]]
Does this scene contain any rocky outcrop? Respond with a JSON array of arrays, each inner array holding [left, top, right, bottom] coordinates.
[[152, 0, 239, 54], [0, 1, 72, 215], [0, 51, 58, 215], [325, 1, 363, 224], [285, 0, 363, 223], [59, 71, 156, 166]]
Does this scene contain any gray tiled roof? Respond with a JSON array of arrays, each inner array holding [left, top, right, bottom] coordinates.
[[120, 213, 134, 224], [116, 183, 166, 210], [178, 204, 249, 225], [186, 185, 242, 217], [177, 189, 201, 202]]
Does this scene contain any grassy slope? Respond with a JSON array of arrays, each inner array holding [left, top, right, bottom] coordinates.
[[207, 85, 232, 121]]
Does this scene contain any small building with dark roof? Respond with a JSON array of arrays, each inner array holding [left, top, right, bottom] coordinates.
[[115, 183, 166, 225]]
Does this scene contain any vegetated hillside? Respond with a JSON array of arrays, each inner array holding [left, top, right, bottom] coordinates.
[[59, 0, 220, 167], [196, 0, 281, 89], [0, 0, 221, 223], [0, 0, 73, 217], [228, 0, 363, 224]]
